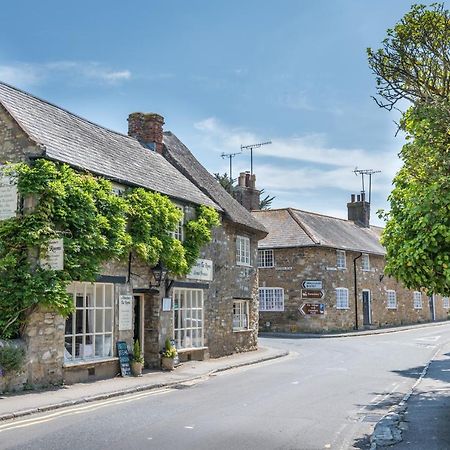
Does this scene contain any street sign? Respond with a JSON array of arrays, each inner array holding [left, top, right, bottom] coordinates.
[[299, 303, 325, 316], [302, 280, 323, 290], [301, 289, 324, 299]]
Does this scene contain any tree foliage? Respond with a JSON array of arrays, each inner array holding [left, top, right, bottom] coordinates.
[[0, 160, 219, 338], [368, 3, 450, 110], [370, 4, 450, 295]]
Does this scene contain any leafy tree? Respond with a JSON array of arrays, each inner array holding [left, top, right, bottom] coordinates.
[[368, 3, 450, 110], [369, 3, 450, 294]]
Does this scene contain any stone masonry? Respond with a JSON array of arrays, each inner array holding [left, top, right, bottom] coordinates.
[[259, 246, 449, 333]]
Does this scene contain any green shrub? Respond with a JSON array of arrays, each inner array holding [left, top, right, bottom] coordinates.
[[0, 344, 25, 375]]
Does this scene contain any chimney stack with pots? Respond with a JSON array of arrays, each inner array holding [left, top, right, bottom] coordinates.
[[128, 113, 165, 154], [347, 191, 370, 227], [234, 171, 260, 211]]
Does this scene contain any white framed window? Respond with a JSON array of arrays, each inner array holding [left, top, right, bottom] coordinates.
[[443, 297, 450, 309], [64, 282, 114, 362], [413, 291, 423, 309], [387, 290, 397, 309], [233, 300, 249, 331], [236, 235, 251, 266], [170, 205, 184, 241], [173, 288, 204, 349], [336, 250, 346, 269], [336, 288, 349, 309], [259, 287, 284, 311], [258, 249, 274, 268], [361, 253, 370, 271]]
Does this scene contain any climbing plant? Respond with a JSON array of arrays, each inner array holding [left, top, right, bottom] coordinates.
[[0, 160, 219, 339]]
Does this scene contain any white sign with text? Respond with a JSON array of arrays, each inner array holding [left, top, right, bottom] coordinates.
[[0, 174, 18, 221], [119, 295, 133, 331], [40, 238, 64, 271], [186, 258, 213, 281]]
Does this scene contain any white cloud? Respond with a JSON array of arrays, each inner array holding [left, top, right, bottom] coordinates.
[[0, 64, 41, 87], [0, 61, 132, 87]]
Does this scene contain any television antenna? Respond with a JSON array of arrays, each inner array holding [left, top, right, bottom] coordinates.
[[221, 151, 242, 185], [353, 168, 381, 204], [240, 141, 272, 175]]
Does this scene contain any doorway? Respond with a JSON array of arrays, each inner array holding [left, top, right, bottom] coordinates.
[[362, 290, 372, 326], [133, 294, 145, 352], [429, 295, 436, 322]]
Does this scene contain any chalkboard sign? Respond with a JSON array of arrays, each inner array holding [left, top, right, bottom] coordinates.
[[116, 341, 131, 377]]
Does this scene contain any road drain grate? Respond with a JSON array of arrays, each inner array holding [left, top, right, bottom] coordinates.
[[173, 384, 192, 390]]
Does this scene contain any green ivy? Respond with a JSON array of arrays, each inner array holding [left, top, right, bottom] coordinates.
[[0, 160, 219, 338]]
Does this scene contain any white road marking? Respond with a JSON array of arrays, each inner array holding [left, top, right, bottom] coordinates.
[[415, 336, 441, 342], [184, 426, 194, 429]]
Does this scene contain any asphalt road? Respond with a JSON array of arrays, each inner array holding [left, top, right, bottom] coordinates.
[[1, 324, 450, 450]]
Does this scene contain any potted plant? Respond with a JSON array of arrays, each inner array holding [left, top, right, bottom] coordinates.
[[131, 339, 144, 377], [161, 338, 177, 371]]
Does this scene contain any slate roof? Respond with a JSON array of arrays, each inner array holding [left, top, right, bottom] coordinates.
[[252, 208, 386, 255], [0, 82, 218, 209], [163, 132, 267, 235]]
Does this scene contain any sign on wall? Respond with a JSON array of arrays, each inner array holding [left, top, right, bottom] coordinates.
[[301, 289, 324, 299], [186, 258, 213, 281], [118, 295, 133, 331], [162, 297, 172, 312], [301, 280, 323, 290], [0, 174, 18, 221], [40, 238, 64, 271], [299, 303, 325, 316]]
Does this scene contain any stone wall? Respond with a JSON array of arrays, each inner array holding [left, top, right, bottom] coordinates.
[[0, 105, 42, 163], [198, 220, 259, 357], [259, 246, 449, 333]]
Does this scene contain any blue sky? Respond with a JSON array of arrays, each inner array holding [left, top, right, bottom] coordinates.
[[0, 1, 433, 225]]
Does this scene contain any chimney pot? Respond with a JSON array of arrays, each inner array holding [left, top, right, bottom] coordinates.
[[351, 194, 355, 203], [357, 194, 361, 202], [128, 112, 165, 154]]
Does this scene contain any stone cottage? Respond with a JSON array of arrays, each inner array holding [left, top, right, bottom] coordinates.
[[252, 195, 449, 333], [0, 81, 266, 390]]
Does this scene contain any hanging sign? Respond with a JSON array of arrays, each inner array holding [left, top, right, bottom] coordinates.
[[118, 295, 133, 331], [40, 238, 64, 271], [0, 174, 18, 221], [116, 341, 131, 377], [186, 258, 213, 281], [302, 280, 323, 290]]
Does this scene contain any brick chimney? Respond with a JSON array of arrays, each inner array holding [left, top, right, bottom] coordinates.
[[128, 113, 165, 154], [234, 171, 260, 211], [347, 192, 370, 227]]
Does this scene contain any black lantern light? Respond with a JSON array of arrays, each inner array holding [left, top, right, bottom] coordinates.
[[150, 262, 168, 288]]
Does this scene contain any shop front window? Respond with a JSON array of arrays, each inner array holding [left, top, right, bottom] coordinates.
[[64, 282, 114, 362], [173, 288, 204, 349]]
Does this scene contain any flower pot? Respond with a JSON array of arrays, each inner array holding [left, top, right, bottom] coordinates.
[[131, 361, 143, 377], [161, 356, 175, 371]]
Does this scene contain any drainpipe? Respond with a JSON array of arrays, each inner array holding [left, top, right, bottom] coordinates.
[[353, 252, 363, 330]]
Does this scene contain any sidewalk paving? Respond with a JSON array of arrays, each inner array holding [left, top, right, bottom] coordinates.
[[370, 336, 450, 449], [260, 320, 450, 339], [0, 346, 288, 422]]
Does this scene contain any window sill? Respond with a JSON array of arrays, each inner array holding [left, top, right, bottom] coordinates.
[[176, 346, 208, 354], [414, 307, 423, 310], [337, 267, 347, 271], [237, 262, 252, 268], [258, 266, 274, 269], [387, 307, 397, 310], [233, 328, 252, 333], [336, 307, 350, 310], [64, 357, 118, 368], [259, 309, 284, 312]]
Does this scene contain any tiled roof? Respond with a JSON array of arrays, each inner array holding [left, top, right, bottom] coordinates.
[[252, 208, 386, 255], [163, 132, 267, 235], [0, 82, 219, 209]]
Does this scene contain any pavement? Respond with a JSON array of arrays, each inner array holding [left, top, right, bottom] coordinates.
[[260, 319, 449, 339], [370, 332, 450, 449], [0, 345, 288, 422]]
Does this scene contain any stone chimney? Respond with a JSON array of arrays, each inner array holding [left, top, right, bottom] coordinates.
[[234, 171, 260, 211], [128, 112, 165, 154], [347, 192, 370, 227]]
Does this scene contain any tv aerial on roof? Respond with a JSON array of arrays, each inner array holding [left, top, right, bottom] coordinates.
[[353, 168, 381, 204], [221, 151, 242, 185], [240, 141, 272, 176]]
